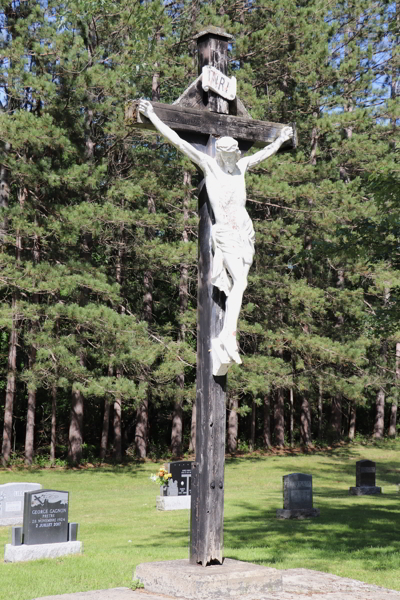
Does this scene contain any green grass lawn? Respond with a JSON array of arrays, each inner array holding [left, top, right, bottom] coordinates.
[[1, 441, 400, 600]]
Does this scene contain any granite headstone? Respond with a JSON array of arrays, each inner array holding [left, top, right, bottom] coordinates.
[[0, 482, 42, 526], [156, 461, 192, 510], [23, 489, 69, 545], [4, 488, 82, 562], [163, 461, 192, 497], [277, 473, 320, 519], [349, 459, 382, 495]]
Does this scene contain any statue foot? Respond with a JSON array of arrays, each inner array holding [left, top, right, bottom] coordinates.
[[219, 335, 242, 365]]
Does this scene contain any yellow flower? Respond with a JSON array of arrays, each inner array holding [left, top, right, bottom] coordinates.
[[168, 473, 172, 478], [163, 474, 169, 481]]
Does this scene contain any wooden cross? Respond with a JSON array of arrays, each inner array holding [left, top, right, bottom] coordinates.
[[126, 26, 295, 567]]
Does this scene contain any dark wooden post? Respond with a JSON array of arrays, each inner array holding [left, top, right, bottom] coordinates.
[[126, 24, 296, 567], [190, 27, 233, 566]]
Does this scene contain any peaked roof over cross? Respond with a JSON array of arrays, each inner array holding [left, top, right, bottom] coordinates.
[[126, 26, 296, 150]]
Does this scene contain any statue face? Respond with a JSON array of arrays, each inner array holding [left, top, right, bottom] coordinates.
[[219, 151, 238, 173], [216, 137, 240, 173]]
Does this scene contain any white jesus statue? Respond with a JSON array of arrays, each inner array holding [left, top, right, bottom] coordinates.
[[139, 100, 293, 374]]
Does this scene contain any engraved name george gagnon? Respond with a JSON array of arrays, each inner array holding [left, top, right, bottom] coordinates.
[[139, 100, 293, 375]]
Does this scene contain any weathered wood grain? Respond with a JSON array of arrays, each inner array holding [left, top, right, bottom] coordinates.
[[125, 100, 294, 148], [190, 136, 226, 566]]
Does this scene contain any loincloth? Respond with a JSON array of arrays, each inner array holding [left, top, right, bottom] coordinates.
[[211, 216, 255, 296]]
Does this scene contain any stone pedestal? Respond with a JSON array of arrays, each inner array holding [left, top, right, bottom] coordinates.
[[349, 486, 382, 495], [134, 558, 282, 600], [4, 540, 82, 563], [156, 496, 191, 510], [276, 508, 320, 519]]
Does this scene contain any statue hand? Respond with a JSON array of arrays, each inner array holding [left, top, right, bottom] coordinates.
[[139, 99, 154, 119], [280, 126, 293, 142]]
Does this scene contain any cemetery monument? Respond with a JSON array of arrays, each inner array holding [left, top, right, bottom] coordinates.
[[157, 460, 192, 511], [4, 488, 81, 563], [276, 473, 320, 519], [130, 25, 294, 596], [0, 482, 42, 526], [349, 459, 382, 495]]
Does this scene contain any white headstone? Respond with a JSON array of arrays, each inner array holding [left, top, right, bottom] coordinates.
[[0, 482, 42, 526]]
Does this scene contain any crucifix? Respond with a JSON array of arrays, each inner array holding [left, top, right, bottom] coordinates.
[[127, 26, 295, 567]]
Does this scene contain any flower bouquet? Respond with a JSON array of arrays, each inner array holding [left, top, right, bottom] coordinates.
[[150, 465, 172, 495]]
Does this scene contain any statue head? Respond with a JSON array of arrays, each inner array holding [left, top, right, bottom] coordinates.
[[215, 136, 241, 171]]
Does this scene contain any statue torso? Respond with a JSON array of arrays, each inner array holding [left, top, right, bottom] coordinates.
[[203, 162, 248, 230]]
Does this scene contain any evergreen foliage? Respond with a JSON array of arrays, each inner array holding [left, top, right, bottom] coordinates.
[[0, 0, 399, 463]]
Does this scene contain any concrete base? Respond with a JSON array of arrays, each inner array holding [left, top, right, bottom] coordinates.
[[156, 495, 191, 510], [4, 541, 82, 563], [0, 517, 23, 527], [134, 558, 282, 600], [276, 508, 320, 519], [349, 486, 382, 495]]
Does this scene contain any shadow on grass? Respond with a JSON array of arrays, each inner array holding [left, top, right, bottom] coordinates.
[[269, 457, 400, 488], [223, 498, 400, 571]]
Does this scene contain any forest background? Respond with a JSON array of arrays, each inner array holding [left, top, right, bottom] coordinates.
[[0, 0, 399, 467]]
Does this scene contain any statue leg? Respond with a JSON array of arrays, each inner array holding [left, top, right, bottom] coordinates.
[[217, 255, 251, 361]]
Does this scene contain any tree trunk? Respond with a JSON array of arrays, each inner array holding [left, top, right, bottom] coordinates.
[[50, 384, 57, 464], [113, 396, 122, 462], [389, 401, 398, 438], [68, 385, 84, 465], [171, 170, 191, 456], [227, 395, 238, 454], [263, 395, 271, 449], [24, 346, 37, 465], [300, 395, 311, 446], [249, 400, 256, 451], [348, 401, 356, 440], [374, 339, 388, 439], [318, 377, 323, 439], [171, 382, 183, 457], [1, 295, 18, 465], [374, 388, 385, 439], [2, 184, 24, 465], [68, 354, 85, 466], [135, 192, 156, 459], [0, 142, 10, 243], [135, 397, 149, 459], [331, 397, 342, 439], [389, 341, 400, 437], [289, 388, 294, 445], [189, 398, 196, 454], [100, 398, 111, 460], [25, 224, 40, 466], [274, 389, 285, 447]]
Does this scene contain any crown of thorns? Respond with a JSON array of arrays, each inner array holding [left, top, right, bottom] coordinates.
[[215, 137, 240, 153]]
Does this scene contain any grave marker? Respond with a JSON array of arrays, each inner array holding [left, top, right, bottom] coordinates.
[[4, 489, 82, 563], [23, 489, 69, 545], [156, 461, 192, 511], [0, 482, 42, 526], [349, 460, 382, 495], [277, 473, 320, 519]]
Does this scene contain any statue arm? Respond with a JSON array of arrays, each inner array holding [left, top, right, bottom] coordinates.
[[138, 100, 210, 170], [239, 126, 293, 171]]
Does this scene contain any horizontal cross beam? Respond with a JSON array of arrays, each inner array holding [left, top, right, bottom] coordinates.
[[125, 101, 296, 149]]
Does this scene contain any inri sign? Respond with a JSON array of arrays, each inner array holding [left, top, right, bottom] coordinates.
[[202, 66, 237, 101]]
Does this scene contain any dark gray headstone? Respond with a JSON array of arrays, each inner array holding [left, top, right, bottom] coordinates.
[[0, 483, 42, 525], [283, 473, 313, 510], [166, 461, 192, 497], [356, 459, 376, 487], [23, 489, 69, 545]]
